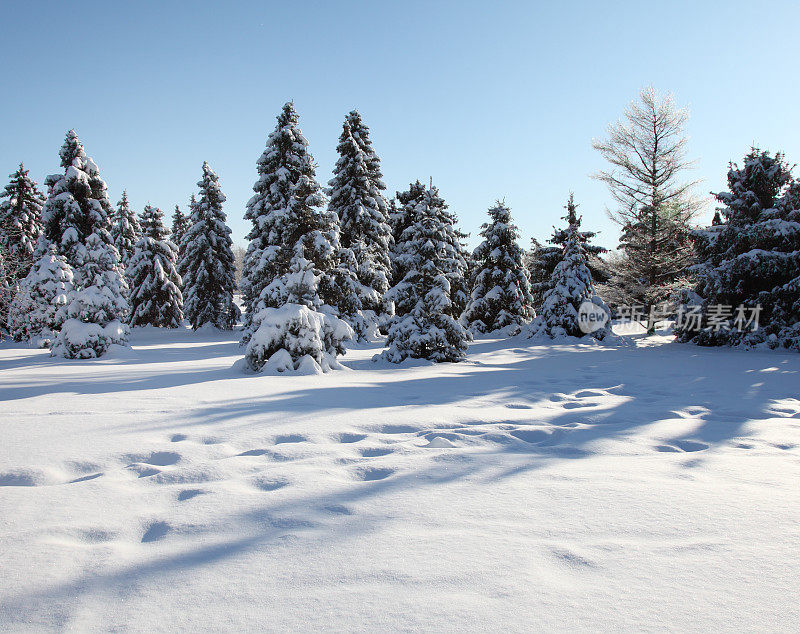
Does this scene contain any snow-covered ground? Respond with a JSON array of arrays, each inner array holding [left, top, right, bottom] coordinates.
[[1, 328, 799, 632]]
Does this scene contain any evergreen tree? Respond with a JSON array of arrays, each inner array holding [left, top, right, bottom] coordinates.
[[171, 204, 191, 249], [381, 183, 471, 363], [677, 148, 800, 350], [241, 102, 357, 343], [462, 201, 534, 334], [389, 181, 427, 290], [51, 232, 129, 358], [0, 163, 44, 278], [40, 131, 117, 275], [387, 182, 469, 320], [327, 112, 392, 322], [128, 205, 183, 328], [110, 190, 141, 268], [244, 257, 354, 373], [8, 246, 74, 346], [177, 195, 197, 280], [180, 162, 240, 329], [527, 196, 608, 309], [527, 195, 610, 339]]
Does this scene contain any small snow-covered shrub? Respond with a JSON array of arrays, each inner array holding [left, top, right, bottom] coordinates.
[[51, 284, 128, 359], [244, 303, 353, 373]]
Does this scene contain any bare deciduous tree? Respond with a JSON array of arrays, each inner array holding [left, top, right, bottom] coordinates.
[[592, 86, 702, 328]]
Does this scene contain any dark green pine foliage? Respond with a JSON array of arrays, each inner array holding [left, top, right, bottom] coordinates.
[[678, 148, 800, 350], [382, 183, 471, 363], [328, 111, 392, 318], [179, 162, 240, 330], [529, 194, 607, 308], [462, 201, 534, 334], [110, 190, 141, 267], [40, 131, 118, 277], [128, 205, 183, 328], [241, 102, 357, 343], [0, 163, 44, 276]]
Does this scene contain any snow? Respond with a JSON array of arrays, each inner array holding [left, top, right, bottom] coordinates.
[[1, 327, 799, 630]]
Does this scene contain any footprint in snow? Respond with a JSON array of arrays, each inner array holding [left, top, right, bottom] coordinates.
[[655, 440, 709, 453], [177, 488, 205, 501], [141, 521, 170, 543], [274, 434, 307, 444], [125, 451, 181, 467], [354, 466, 394, 481], [170, 433, 187, 442], [337, 433, 367, 444], [252, 477, 290, 492], [359, 447, 394, 457], [574, 390, 605, 398]]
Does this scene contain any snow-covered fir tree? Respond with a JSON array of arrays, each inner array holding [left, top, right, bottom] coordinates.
[[176, 195, 196, 280], [677, 148, 800, 350], [241, 102, 359, 343], [527, 195, 607, 309], [179, 162, 240, 330], [462, 201, 534, 334], [527, 195, 610, 340], [110, 190, 141, 267], [40, 131, 117, 273], [244, 257, 354, 373], [0, 163, 44, 279], [387, 182, 469, 321], [389, 181, 426, 290], [51, 232, 129, 358], [381, 183, 471, 363], [171, 204, 190, 250], [8, 246, 74, 346], [327, 111, 392, 326], [128, 204, 183, 328]]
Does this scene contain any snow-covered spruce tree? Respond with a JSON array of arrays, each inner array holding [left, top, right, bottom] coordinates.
[[176, 195, 196, 280], [0, 163, 44, 279], [241, 102, 359, 343], [0, 164, 45, 331], [388, 181, 427, 295], [528, 196, 608, 309], [462, 201, 534, 334], [40, 131, 118, 273], [110, 190, 141, 268], [677, 148, 800, 349], [327, 112, 392, 326], [179, 162, 240, 330], [8, 246, 74, 346], [244, 257, 354, 373], [387, 182, 469, 320], [171, 204, 191, 250], [381, 184, 471, 363], [51, 232, 129, 358], [128, 204, 183, 328], [527, 195, 610, 340]]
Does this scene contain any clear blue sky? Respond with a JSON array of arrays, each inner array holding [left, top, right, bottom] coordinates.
[[2, 0, 798, 251]]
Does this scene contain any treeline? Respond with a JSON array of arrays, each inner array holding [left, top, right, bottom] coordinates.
[[1, 87, 798, 370]]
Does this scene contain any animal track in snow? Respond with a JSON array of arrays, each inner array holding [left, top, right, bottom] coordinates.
[[575, 390, 604, 398], [170, 433, 187, 442], [237, 448, 269, 457], [562, 402, 592, 409]]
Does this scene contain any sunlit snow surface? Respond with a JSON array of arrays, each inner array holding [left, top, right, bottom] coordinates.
[[1, 327, 799, 631]]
